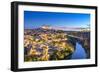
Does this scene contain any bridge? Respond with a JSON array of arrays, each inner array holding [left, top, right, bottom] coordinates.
[[68, 35, 84, 40], [67, 35, 85, 45], [67, 34, 89, 46]]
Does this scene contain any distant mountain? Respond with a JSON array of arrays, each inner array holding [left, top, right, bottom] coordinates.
[[25, 25, 90, 32]]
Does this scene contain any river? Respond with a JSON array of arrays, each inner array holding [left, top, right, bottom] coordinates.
[[71, 42, 87, 59]]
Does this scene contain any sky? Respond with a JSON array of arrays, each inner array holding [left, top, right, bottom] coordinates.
[[24, 11, 90, 29]]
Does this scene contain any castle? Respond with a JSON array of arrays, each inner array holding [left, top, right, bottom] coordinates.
[[41, 25, 52, 30]]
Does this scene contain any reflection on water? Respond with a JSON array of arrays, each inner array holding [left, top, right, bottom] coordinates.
[[71, 43, 87, 59]]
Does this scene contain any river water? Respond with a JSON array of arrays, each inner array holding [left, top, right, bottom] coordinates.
[[71, 42, 87, 59]]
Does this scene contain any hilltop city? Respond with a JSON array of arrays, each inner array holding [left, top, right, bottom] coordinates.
[[24, 25, 90, 61]]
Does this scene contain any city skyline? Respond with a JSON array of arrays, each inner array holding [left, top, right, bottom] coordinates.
[[24, 11, 90, 29]]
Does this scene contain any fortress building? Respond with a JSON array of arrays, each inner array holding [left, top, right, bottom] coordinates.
[[41, 25, 52, 30]]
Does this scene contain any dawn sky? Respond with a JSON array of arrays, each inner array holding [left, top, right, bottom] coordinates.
[[24, 11, 90, 29]]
